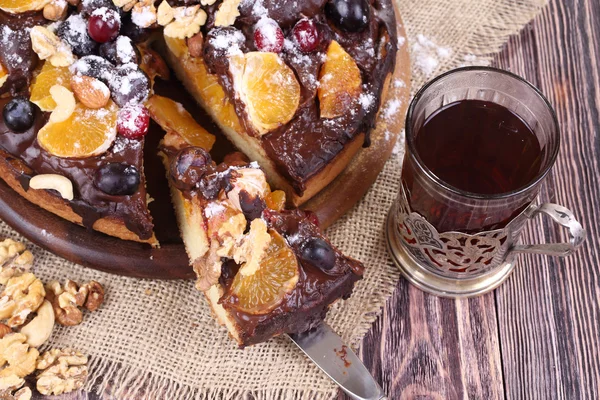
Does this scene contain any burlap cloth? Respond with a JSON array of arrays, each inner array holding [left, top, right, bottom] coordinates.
[[0, 0, 547, 398]]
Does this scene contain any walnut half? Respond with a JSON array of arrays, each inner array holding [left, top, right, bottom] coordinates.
[[0, 274, 45, 328], [0, 240, 33, 286], [45, 280, 104, 326], [0, 333, 39, 379], [36, 349, 88, 396]]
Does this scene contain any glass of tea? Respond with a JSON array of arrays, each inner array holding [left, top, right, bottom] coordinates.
[[386, 67, 586, 298]]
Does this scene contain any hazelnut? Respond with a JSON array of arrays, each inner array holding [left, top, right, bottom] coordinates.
[[187, 32, 204, 58], [43, 0, 68, 21]]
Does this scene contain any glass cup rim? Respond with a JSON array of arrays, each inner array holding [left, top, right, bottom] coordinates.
[[405, 66, 561, 200]]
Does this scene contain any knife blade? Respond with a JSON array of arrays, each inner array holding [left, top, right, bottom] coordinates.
[[289, 323, 387, 400]]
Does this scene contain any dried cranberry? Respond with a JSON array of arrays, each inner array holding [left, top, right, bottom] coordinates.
[[117, 105, 149, 139], [292, 19, 320, 52], [88, 8, 121, 43], [254, 18, 284, 53], [305, 210, 320, 227]]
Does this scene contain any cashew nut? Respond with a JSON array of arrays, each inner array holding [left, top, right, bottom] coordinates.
[[49, 85, 76, 123], [19, 300, 54, 348], [29, 174, 74, 201]]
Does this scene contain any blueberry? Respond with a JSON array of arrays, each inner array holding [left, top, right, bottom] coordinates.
[[299, 237, 337, 271], [94, 163, 140, 196], [99, 36, 140, 65], [325, 0, 370, 33], [57, 14, 98, 57], [71, 55, 115, 83], [2, 97, 35, 133], [109, 64, 150, 107], [169, 147, 212, 191]]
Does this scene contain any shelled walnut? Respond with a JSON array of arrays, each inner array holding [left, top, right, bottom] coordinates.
[[0, 240, 33, 286], [36, 349, 88, 396], [0, 373, 31, 400], [45, 280, 104, 326], [0, 274, 45, 328], [0, 333, 39, 379]]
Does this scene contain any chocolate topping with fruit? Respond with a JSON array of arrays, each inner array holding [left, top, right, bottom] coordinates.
[[198, 0, 398, 194], [162, 143, 364, 346]]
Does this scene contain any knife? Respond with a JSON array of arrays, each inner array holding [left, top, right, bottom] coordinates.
[[289, 323, 388, 400]]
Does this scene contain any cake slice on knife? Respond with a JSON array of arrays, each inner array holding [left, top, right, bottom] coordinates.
[[152, 97, 363, 346]]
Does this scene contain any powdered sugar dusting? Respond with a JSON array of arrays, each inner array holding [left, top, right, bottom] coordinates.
[[204, 201, 227, 218], [358, 92, 375, 111], [116, 36, 136, 64], [91, 7, 121, 23], [210, 29, 246, 56], [111, 136, 142, 153], [383, 98, 402, 121], [412, 34, 452, 77]]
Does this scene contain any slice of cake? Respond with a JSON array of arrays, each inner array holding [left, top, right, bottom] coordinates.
[[158, 127, 363, 346], [158, 0, 399, 206]]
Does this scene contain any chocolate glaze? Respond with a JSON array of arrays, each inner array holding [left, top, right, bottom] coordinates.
[[162, 144, 363, 346], [0, 11, 46, 96], [220, 209, 363, 347], [201, 0, 398, 195], [0, 97, 154, 240]]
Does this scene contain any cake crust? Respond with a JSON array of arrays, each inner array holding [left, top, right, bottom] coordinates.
[[0, 148, 157, 245]]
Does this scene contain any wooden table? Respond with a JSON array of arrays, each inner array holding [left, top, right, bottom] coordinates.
[[342, 0, 600, 398]]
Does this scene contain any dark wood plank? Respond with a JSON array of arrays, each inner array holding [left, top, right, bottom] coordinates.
[[493, 0, 600, 399], [339, 286, 504, 399]]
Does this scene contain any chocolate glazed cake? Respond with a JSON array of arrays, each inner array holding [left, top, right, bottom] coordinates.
[[159, 129, 363, 346], [0, 4, 161, 245], [161, 0, 399, 205]]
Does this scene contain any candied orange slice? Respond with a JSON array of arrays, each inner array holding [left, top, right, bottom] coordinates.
[[318, 41, 362, 119], [138, 45, 170, 87], [265, 190, 286, 211], [0, 63, 7, 89], [30, 62, 72, 111], [146, 95, 216, 151], [0, 0, 49, 12], [226, 230, 299, 314], [233, 52, 300, 135], [37, 102, 118, 158]]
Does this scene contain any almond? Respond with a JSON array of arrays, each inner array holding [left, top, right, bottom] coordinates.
[[70, 75, 110, 109]]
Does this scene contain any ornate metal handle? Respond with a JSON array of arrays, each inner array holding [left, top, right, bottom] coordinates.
[[512, 203, 586, 256]]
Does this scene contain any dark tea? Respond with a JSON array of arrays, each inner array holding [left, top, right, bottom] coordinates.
[[403, 99, 544, 233], [415, 100, 542, 194]]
